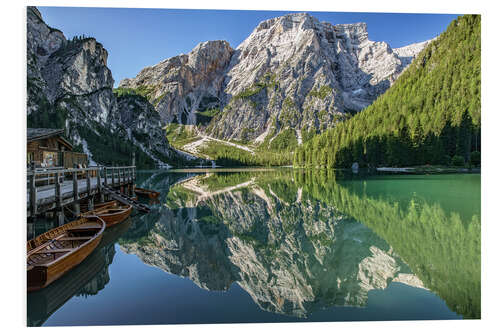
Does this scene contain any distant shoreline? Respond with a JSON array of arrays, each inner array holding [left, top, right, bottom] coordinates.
[[375, 166, 481, 174], [134, 165, 481, 174]]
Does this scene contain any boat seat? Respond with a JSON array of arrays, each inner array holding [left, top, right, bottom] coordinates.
[[67, 225, 101, 231], [37, 248, 73, 254], [59, 236, 93, 241]]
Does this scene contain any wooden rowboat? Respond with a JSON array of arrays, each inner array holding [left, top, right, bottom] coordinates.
[[80, 200, 117, 212], [27, 216, 106, 292], [81, 203, 132, 228], [134, 187, 160, 199], [27, 218, 132, 327], [81, 196, 137, 212]]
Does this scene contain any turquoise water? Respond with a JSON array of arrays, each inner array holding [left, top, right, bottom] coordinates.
[[27, 169, 480, 326]]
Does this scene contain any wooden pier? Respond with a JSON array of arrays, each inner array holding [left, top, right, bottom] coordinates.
[[27, 165, 137, 222]]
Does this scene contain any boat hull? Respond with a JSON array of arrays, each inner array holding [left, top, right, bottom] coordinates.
[[97, 205, 132, 227], [27, 218, 105, 292], [134, 187, 160, 199], [80, 200, 117, 212], [82, 204, 133, 228], [27, 219, 132, 326]]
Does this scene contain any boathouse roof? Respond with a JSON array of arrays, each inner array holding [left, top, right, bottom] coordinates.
[[27, 128, 73, 149]]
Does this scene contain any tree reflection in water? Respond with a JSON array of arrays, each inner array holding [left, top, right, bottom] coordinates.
[[119, 170, 480, 319], [27, 169, 479, 325]]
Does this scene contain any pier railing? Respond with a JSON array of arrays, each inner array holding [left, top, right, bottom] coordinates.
[[27, 165, 136, 217]]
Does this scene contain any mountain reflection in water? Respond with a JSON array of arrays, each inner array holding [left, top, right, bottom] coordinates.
[[121, 170, 479, 319], [27, 169, 480, 325]]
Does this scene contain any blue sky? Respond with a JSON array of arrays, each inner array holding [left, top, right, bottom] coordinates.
[[37, 7, 458, 87]]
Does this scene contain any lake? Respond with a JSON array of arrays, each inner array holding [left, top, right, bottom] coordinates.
[[27, 169, 480, 326]]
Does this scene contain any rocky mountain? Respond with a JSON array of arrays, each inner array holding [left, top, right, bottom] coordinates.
[[26, 6, 186, 168], [119, 40, 234, 125], [393, 40, 434, 68], [294, 14, 480, 169], [120, 13, 430, 146]]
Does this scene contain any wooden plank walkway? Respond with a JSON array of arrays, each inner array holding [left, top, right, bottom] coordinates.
[[28, 177, 124, 205], [27, 166, 136, 217]]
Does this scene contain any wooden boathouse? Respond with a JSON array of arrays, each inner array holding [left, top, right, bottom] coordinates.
[[27, 128, 88, 168], [27, 128, 148, 234]]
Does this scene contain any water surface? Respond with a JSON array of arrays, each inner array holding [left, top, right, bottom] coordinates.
[[27, 169, 480, 326]]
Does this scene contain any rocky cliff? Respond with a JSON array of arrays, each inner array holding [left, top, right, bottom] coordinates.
[[120, 13, 431, 146], [26, 7, 184, 168], [120, 40, 234, 125]]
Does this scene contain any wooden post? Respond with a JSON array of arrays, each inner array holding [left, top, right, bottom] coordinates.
[[72, 171, 80, 216], [27, 222, 34, 240], [97, 167, 104, 202], [29, 162, 37, 217], [120, 167, 124, 193], [88, 196, 94, 211], [131, 153, 136, 189], [55, 171, 62, 207], [97, 167, 101, 189], [132, 166, 136, 193], [86, 169, 91, 197], [111, 168, 115, 187], [56, 210, 65, 226], [104, 167, 108, 187], [54, 171, 64, 226]]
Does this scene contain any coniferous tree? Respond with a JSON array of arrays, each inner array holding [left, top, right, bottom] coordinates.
[[294, 15, 480, 169]]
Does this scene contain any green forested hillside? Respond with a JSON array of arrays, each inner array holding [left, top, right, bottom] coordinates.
[[294, 15, 481, 168]]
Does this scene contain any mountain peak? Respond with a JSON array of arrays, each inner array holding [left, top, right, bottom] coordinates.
[[192, 40, 231, 50], [254, 12, 318, 31], [118, 12, 432, 144]]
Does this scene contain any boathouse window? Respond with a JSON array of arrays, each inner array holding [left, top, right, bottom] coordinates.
[[43, 151, 57, 167], [27, 152, 34, 165]]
